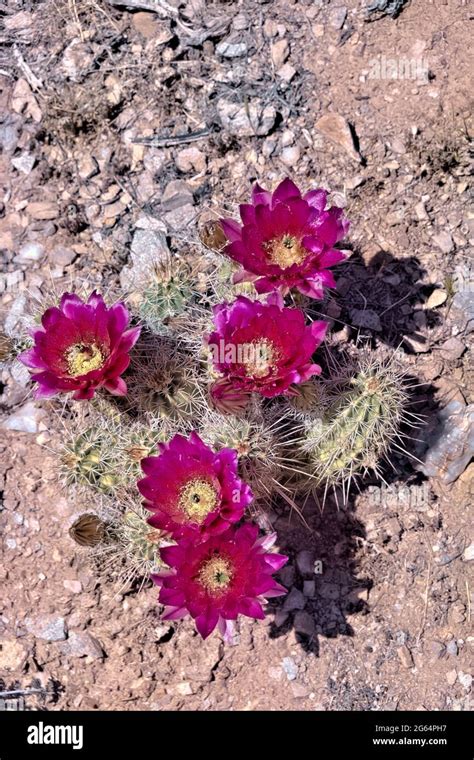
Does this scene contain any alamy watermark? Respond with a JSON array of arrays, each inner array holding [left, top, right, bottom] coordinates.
[[369, 55, 429, 82]]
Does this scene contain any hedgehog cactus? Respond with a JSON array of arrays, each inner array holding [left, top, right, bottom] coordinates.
[[139, 258, 196, 332], [61, 426, 122, 495], [295, 355, 411, 498]]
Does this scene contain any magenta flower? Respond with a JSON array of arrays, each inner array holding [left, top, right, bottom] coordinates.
[[153, 524, 288, 639], [221, 177, 349, 299], [207, 293, 327, 398], [138, 432, 253, 539], [19, 292, 140, 400]]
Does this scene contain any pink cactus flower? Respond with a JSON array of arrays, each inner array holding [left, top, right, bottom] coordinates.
[[207, 293, 327, 398], [138, 432, 253, 539], [19, 292, 140, 400], [221, 177, 349, 299], [153, 524, 288, 639]]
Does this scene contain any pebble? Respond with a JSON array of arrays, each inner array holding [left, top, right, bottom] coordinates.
[[0, 640, 28, 671], [403, 334, 430, 353], [463, 543, 474, 562], [216, 39, 247, 58], [329, 5, 347, 29], [450, 291, 474, 334], [217, 98, 277, 137], [175, 147, 207, 174], [15, 242, 45, 263], [439, 337, 465, 361], [280, 145, 301, 166], [11, 152, 35, 175], [271, 38, 289, 68], [3, 402, 47, 434], [421, 400, 474, 484], [50, 246, 77, 268], [458, 672, 472, 690], [283, 588, 306, 612], [432, 231, 454, 254], [446, 669, 457, 686], [426, 289, 447, 309], [174, 681, 194, 696], [277, 63, 296, 82], [303, 580, 316, 598], [26, 201, 58, 220], [63, 580, 82, 594], [296, 550, 315, 577], [446, 639, 459, 657], [350, 308, 382, 332], [279, 565, 296, 587], [59, 631, 104, 659], [315, 112, 361, 163], [25, 615, 67, 641], [281, 656, 298, 681], [294, 611, 316, 637]]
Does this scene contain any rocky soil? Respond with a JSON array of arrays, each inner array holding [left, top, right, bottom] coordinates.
[[1, 0, 473, 711]]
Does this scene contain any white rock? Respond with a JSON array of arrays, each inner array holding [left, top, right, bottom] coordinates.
[[3, 402, 46, 433]]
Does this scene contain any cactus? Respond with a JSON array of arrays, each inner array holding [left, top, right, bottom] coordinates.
[[125, 336, 207, 428], [294, 354, 413, 499], [139, 258, 197, 333], [90, 496, 166, 588]]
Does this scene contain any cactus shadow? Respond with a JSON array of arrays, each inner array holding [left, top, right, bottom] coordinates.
[[267, 494, 371, 655], [317, 249, 443, 351]]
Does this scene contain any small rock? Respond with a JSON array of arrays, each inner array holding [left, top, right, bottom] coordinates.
[[271, 39, 289, 68], [281, 656, 298, 681], [3, 402, 46, 434], [458, 672, 472, 690], [403, 334, 430, 353], [27, 201, 58, 220], [439, 337, 465, 361], [329, 5, 347, 29], [421, 401, 474, 484], [428, 640, 446, 661], [280, 145, 301, 166], [291, 681, 310, 698], [350, 308, 382, 332], [296, 550, 315, 577], [315, 113, 361, 162], [15, 242, 45, 263], [446, 639, 459, 657], [463, 543, 474, 562], [161, 180, 193, 211], [217, 98, 277, 137], [174, 681, 194, 696], [273, 610, 289, 627], [432, 231, 454, 254], [397, 644, 414, 668], [61, 40, 94, 82], [0, 640, 28, 671], [283, 588, 306, 612], [303, 580, 316, 598], [319, 582, 340, 600], [426, 289, 447, 309], [216, 38, 247, 58], [78, 155, 99, 180], [132, 12, 172, 41], [175, 147, 207, 174], [50, 246, 77, 268], [446, 669, 457, 686], [450, 291, 474, 334], [60, 631, 104, 659], [294, 611, 315, 637], [277, 63, 296, 82], [63, 580, 82, 594], [11, 152, 35, 175], [346, 175, 365, 190], [279, 565, 296, 587], [415, 201, 428, 221], [25, 615, 67, 641], [268, 666, 283, 681]]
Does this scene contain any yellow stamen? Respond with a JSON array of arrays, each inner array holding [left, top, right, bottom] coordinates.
[[265, 234, 306, 269], [198, 555, 234, 595], [66, 342, 104, 377], [179, 478, 218, 523], [241, 338, 278, 379]]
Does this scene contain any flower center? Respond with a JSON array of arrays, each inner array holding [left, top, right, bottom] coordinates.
[[198, 555, 234, 595], [241, 338, 278, 379], [66, 342, 104, 377], [179, 478, 218, 523], [265, 234, 306, 269]]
